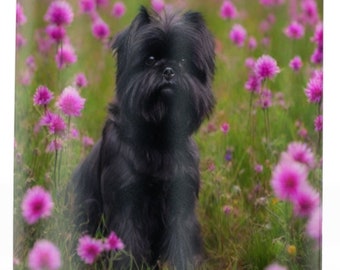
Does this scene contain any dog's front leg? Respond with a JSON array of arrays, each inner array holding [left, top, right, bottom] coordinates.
[[164, 175, 203, 270]]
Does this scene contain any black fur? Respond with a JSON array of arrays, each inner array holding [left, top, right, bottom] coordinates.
[[71, 7, 215, 269]]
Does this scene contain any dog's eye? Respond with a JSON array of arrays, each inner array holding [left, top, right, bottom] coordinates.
[[146, 56, 156, 66], [179, 58, 187, 68]]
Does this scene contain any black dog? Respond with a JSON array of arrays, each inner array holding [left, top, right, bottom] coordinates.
[[71, 6, 215, 269]]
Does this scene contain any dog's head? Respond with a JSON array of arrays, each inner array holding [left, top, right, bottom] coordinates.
[[112, 7, 215, 134]]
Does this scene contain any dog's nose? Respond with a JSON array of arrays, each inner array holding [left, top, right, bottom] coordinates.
[[163, 67, 175, 81]]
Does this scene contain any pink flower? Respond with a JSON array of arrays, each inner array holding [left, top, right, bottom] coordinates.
[[292, 186, 320, 217], [151, 0, 165, 13], [259, 88, 272, 109], [112, 2, 126, 18], [284, 21, 305, 39], [223, 205, 233, 215], [79, 0, 96, 14], [70, 128, 79, 139], [314, 115, 322, 132], [92, 18, 110, 40], [82, 136, 94, 147], [74, 73, 88, 88], [245, 74, 261, 93], [26, 56, 36, 71], [245, 57, 256, 69], [311, 23, 323, 48], [301, 0, 319, 25], [220, 1, 237, 20], [57, 86, 86, 117], [46, 139, 63, 152], [305, 75, 322, 103], [46, 25, 66, 43], [77, 235, 104, 264], [40, 112, 66, 135], [21, 186, 54, 224], [104, 232, 125, 251], [271, 161, 308, 200], [45, 1, 74, 26], [310, 47, 323, 64], [33, 86, 54, 106], [16, 33, 27, 49], [229, 24, 247, 47], [220, 122, 230, 134], [264, 263, 287, 270], [96, 0, 109, 7], [285, 142, 315, 168], [289, 56, 303, 71], [55, 44, 77, 69], [254, 164, 263, 173], [306, 206, 322, 245], [248, 36, 257, 50], [16, 3, 27, 26], [28, 240, 61, 270], [254, 55, 280, 80]]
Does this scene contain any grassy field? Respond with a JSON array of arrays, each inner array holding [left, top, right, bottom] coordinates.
[[14, 0, 323, 269]]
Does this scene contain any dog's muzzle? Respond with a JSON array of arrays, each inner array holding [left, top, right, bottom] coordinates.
[[163, 67, 175, 81]]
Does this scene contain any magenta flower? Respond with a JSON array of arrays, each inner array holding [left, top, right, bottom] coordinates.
[[74, 73, 88, 88], [289, 56, 303, 71], [55, 44, 77, 69], [310, 47, 323, 64], [314, 115, 322, 132], [40, 111, 66, 135], [301, 0, 319, 25], [305, 75, 322, 103], [112, 2, 126, 18], [16, 33, 27, 49], [96, 0, 109, 7], [223, 205, 233, 215], [70, 127, 79, 139], [306, 206, 322, 245], [46, 25, 66, 43], [220, 1, 237, 20], [271, 161, 308, 200], [92, 19, 110, 40], [220, 122, 230, 134], [284, 21, 305, 39], [254, 164, 263, 173], [311, 23, 323, 48], [79, 0, 96, 14], [45, 1, 74, 26], [245, 57, 256, 70], [26, 56, 36, 71], [104, 232, 125, 251], [151, 0, 165, 13], [254, 55, 280, 80], [21, 186, 54, 224], [245, 74, 261, 93], [82, 136, 94, 147], [292, 186, 320, 217], [46, 139, 63, 152], [77, 235, 104, 264], [259, 88, 272, 109], [264, 263, 287, 270], [33, 86, 54, 106], [248, 36, 257, 51], [16, 3, 27, 26], [229, 24, 247, 47], [57, 86, 86, 117], [28, 240, 61, 270], [285, 142, 315, 169]]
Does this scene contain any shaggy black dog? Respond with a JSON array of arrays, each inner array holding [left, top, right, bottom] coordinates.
[[71, 6, 215, 270]]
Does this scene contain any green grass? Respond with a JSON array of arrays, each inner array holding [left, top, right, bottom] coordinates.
[[14, 0, 322, 269]]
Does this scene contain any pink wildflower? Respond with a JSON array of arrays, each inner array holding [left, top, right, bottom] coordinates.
[[254, 55, 280, 80], [285, 142, 315, 168], [33, 86, 54, 106], [46, 139, 63, 152], [74, 73, 88, 88], [16, 3, 27, 26], [21, 186, 54, 225], [28, 240, 61, 270], [57, 86, 86, 117], [289, 56, 303, 71], [284, 21, 305, 39], [310, 47, 323, 64], [79, 0, 96, 14], [45, 1, 74, 26], [229, 24, 247, 47], [223, 205, 233, 215], [311, 23, 323, 48], [16, 33, 27, 49], [271, 161, 308, 200], [305, 75, 322, 103], [26, 56, 36, 71], [112, 2, 126, 18], [301, 0, 319, 25], [46, 25, 66, 43], [259, 88, 272, 109], [82, 136, 94, 147], [292, 186, 320, 217], [220, 1, 237, 20], [96, 0, 109, 7], [55, 44, 77, 69], [314, 115, 322, 132], [264, 263, 287, 270], [40, 112, 66, 135], [92, 18, 110, 40], [248, 36, 257, 51], [70, 128, 79, 139], [220, 122, 230, 134], [306, 206, 322, 245], [151, 0, 165, 13], [245, 57, 256, 70], [245, 74, 261, 93], [254, 164, 263, 173], [77, 235, 104, 264], [104, 232, 125, 251]]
